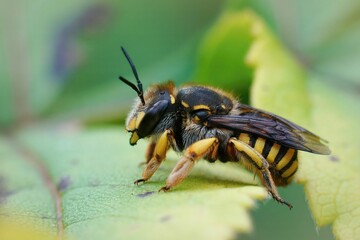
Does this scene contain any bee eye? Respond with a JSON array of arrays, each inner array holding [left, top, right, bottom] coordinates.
[[160, 91, 165, 95], [136, 99, 169, 137]]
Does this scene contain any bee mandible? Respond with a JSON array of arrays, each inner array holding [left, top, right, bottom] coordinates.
[[119, 47, 331, 209]]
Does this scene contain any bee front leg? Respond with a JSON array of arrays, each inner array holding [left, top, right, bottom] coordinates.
[[137, 141, 156, 167], [159, 138, 219, 191], [134, 130, 173, 185], [228, 138, 293, 209], [145, 141, 156, 164]]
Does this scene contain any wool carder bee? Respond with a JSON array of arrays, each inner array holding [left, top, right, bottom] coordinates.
[[119, 47, 331, 209]]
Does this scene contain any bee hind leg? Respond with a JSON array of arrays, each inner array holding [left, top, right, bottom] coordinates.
[[159, 137, 219, 191], [228, 138, 293, 209]]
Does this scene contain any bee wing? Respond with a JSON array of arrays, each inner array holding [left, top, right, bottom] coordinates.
[[206, 104, 330, 154]]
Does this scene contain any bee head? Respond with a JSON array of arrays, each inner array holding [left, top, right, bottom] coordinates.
[[119, 47, 176, 145]]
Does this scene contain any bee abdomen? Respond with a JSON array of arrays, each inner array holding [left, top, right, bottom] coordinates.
[[238, 133, 298, 186]]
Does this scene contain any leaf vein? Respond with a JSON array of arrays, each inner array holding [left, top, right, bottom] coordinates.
[[9, 137, 64, 239]]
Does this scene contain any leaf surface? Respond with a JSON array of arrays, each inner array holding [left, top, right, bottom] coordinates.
[[0, 127, 267, 239], [194, 8, 360, 239], [246, 10, 360, 240]]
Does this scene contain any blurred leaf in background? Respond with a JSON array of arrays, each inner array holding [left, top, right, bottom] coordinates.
[[0, 0, 224, 126], [1, 0, 360, 239], [193, 1, 360, 239]]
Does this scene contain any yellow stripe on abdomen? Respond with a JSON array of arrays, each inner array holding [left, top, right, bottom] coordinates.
[[254, 137, 266, 155], [239, 133, 250, 145], [275, 149, 296, 171], [266, 143, 281, 164], [282, 160, 298, 178]]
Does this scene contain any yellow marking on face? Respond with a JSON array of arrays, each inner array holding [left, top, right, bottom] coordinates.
[[275, 149, 296, 170], [267, 143, 281, 163], [135, 111, 145, 128], [126, 117, 136, 131], [130, 132, 140, 145], [239, 133, 250, 145], [181, 101, 189, 108], [254, 138, 266, 154], [193, 116, 200, 122], [193, 105, 211, 111], [281, 160, 298, 178], [170, 95, 175, 104], [221, 104, 226, 109]]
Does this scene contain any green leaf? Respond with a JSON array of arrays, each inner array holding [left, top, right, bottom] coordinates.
[[3, 1, 359, 239], [0, 220, 55, 240], [194, 11, 253, 103], [228, 0, 360, 87], [0, 127, 267, 239], [41, 0, 225, 121], [245, 11, 311, 124], [245, 9, 360, 240], [1, 0, 225, 127], [298, 79, 360, 239], [193, 7, 360, 239], [0, 0, 98, 127]]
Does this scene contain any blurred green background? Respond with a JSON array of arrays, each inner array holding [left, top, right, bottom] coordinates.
[[1, 0, 360, 239]]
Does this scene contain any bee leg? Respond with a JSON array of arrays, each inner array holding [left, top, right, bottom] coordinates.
[[143, 141, 157, 165], [134, 130, 173, 185], [159, 138, 218, 192], [137, 142, 156, 167], [229, 138, 293, 209]]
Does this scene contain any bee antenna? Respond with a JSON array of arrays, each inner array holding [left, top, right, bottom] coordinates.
[[119, 46, 145, 105]]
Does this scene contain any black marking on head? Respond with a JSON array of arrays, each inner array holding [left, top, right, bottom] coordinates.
[[119, 46, 145, 105]]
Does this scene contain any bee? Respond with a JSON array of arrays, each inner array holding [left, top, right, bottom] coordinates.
[[119, 47, 330, 209]]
